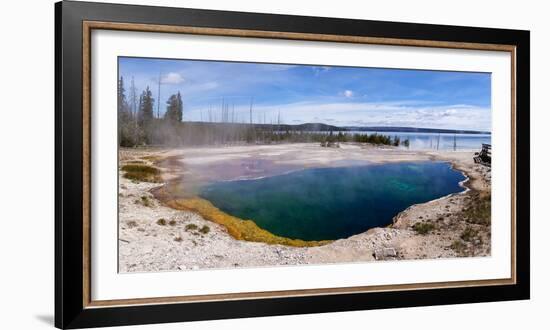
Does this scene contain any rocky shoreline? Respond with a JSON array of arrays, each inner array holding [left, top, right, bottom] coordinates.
[[118, 144, 491, 272]]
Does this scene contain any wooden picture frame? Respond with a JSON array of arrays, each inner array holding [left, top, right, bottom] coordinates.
[[55, 1, 530, 328]]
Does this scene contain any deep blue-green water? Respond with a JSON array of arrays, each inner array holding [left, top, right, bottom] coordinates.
[[199, 162, 466, 241]]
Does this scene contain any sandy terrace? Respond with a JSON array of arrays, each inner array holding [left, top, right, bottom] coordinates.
[[145, 143, 443, 184], [118, 143, 491, 272]]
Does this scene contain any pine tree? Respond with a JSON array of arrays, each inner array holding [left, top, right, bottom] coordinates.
[[137, 86, 154, 144], [138, 86, 154, 126], [176, 92, 183, 122], [129, 77, 138, 118], [164, 92, 183, 123], [117, 76, 128, 114], [118, 76, 137, 146]]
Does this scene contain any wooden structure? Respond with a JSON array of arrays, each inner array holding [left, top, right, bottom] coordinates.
[[474, 143, 491, 166]]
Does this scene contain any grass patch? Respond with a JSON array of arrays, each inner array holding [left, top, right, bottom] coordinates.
[[412, 222, 435, 235], [126, 220, 138, 228], [121, 164, 162, 183], [199, 225, 210, 234], [463, 192, 491, 226], [141, 155, 164, 162], [135, 196, 153, 207], [168, 219, 177, 226], [156, 218, 167, 226], [127, 160, 145, 164], [460, 226, 479, 242], [167, 197, 331, 247], [451, 240, 468, 255], [122, 164, 159, 174], [185, 223, 198, 231]]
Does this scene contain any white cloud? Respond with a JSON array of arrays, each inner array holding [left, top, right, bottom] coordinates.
[[259, 64, 297, 72], [342, 90, 354, 98], [248, 101, 491, 131], [312, 66, 331, 75], [161, 72, 184, 84]]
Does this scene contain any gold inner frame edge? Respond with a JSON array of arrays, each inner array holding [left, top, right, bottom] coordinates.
[[81, 20, 517, 308]]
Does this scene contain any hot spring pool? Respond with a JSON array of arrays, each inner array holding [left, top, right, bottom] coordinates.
[[199, 161, 466, 241]]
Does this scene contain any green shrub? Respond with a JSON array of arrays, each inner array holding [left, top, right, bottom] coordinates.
[[412, 222, 435, 235], [156, 218, 167, 226], [451, 240, 467, 254], [464, 193, 491, 226], [136, 195, 153, 207], [199, 225, 210, 234], [460, 226, 479, 242], [126, 220, 138, 228], [185, 223, 198, 231]]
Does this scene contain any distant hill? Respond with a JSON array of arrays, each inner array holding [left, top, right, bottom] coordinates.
[[185, 122, 342, 131], [292, 123, 342, 131], [343, 126, 491, 135], [184, 122, 490, 134]]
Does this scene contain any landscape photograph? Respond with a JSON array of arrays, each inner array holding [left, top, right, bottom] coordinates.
[[117, 57, 492, 273]]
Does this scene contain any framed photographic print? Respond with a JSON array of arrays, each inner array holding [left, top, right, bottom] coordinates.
[[55, 1, 530, 328]]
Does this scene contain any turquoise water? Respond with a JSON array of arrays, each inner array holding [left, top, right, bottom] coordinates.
[[199, 162, 466, 241]]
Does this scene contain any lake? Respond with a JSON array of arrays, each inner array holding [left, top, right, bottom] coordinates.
[[303, 131, 490, 150], [353, 131, 491, 151], [199, 161, 466, 241]]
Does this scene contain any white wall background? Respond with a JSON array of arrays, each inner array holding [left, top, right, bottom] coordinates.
[[0, 0, 546, 329]]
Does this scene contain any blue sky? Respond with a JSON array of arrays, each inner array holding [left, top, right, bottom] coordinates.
[[119, 57, 491, 131]]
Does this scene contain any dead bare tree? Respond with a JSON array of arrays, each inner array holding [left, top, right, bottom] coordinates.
[[156, 71, 162, 118]]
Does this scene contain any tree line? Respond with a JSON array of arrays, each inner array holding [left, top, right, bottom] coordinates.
[[118, 76, 183, 147], [118, 76, 409, 148]]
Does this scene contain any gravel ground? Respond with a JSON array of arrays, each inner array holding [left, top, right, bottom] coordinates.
[[118, 144, 491, 273]]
